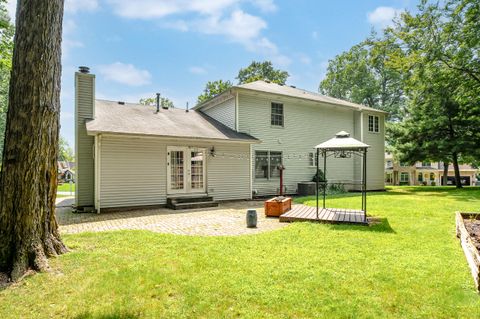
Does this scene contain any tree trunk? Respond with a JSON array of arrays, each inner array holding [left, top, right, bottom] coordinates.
[[451, 153, 463, 189], [443, 162, 449, 186], [0, 0, 66, 281]]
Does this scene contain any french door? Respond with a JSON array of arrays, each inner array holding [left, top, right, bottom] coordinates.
[[167, 147, 206, 194]]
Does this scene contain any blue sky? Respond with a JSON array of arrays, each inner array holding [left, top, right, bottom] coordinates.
[[6, 0, 416, 147]]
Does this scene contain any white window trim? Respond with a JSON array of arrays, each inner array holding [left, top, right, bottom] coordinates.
[[308, 152, 316, 167], [368, 114, 380, 134], [270, 101, 284, 128], [254, 150, 283, 180]]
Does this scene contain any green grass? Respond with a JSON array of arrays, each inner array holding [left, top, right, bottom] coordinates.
[[57, 182, 75, 193], [2, 186, 480, 318]]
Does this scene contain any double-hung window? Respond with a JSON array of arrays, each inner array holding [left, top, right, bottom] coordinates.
[[271, 102, 284, 127], [255, 151, 282, 179], [400, 172, 409, 183], [368, 115, 379, 133]]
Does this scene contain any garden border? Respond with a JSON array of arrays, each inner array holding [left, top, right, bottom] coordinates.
[[456, 212, 480, 292]]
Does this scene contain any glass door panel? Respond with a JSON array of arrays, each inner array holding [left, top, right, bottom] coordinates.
[[190, 150, 204, 191], [169, 150, 185, 192]]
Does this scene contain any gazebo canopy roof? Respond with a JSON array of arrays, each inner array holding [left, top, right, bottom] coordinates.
[[315, 131, 370, 151]]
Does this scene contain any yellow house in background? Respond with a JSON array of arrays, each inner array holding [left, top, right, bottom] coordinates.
[[385, 153, 478, 186]]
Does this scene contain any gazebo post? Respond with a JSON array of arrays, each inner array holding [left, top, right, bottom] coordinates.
[[323, 150, 326, 210], [363, 148, 367, 221], [315, 148, 319, 219]]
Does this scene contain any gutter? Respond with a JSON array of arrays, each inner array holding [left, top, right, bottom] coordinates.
[[85, 130, 261, 144]]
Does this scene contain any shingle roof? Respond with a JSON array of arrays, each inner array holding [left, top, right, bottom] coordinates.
[[86, 99, 258, 142], [196, 80, 387, 114]]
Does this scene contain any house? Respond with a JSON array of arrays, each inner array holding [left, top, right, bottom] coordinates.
[[75, 67, 386, 211], [385, 153, 478, 186]]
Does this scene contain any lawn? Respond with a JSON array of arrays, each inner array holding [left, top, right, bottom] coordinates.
[[57, 182, 75, 193], [1, 187, 480, 318]]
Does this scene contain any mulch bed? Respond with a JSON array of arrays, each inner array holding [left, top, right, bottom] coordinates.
[[464, 218, 480, 251]]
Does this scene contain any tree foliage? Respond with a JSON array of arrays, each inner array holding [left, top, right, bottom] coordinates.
[[319, 32, 406, 120], [387, 0, 480, 187], [196, 79, 232, 104], [0, 0, 14, 161], [59, 136, 74, 162], [236, 61, 289, 85], [139, 95, 175, 108]]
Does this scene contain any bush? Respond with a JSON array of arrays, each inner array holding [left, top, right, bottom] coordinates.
[[328, 183, 347, 194]]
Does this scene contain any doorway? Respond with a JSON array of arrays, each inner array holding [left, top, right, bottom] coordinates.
[[167, 147, 206, 194]]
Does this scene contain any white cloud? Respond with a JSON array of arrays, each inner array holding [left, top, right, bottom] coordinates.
[[367, 6, 402, 28], [107, 0, 239, 19], [107, 0, 288, 67], [298, 53, 311, 65], [6, 0, 99, 20], [65, 0, 99, 13], [197, 10, 266, 42], [249, 0, 276, 13], [189, 66, 207, 74], [6, 0, 15, 21], [98, 62, 152, 86], [62, 19, 84, 57]]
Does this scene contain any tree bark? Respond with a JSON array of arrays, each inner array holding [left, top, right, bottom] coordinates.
[[442, 162, 449, 186], [0, 0, 66, 281], [451, 153, 463, 189]]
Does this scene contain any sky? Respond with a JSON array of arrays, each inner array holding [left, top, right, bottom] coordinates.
[[5, 0, 417, 147]]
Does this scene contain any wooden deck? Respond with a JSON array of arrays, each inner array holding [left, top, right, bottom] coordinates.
[[279, 205, 367, 225]]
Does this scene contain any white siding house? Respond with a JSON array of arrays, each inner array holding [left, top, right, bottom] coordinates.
[[195, 81, 386, 195], [75, 68, 386, 211]]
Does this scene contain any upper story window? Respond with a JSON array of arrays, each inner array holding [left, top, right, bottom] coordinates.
[[422, 161, 431, 167], [271, 102, 284, 127], [368, 115, 379, 133], [386, 160, 393, 168]]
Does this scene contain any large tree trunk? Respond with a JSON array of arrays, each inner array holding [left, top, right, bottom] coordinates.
[[451, 152, 463, 189], [443, 162, 449, 186], [0, 0, 66, 281]]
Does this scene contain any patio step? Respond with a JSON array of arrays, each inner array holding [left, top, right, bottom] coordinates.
[[167, 196, 218, 210]]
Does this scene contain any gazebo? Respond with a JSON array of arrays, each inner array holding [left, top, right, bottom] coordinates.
[[279, 131, 370, 225]]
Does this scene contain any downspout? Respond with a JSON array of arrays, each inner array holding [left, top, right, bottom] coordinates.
[[235, 90, 239, 131], [360, 111, 364, 141], [249, 144, 253, 199], [94, 134, 101, 213]]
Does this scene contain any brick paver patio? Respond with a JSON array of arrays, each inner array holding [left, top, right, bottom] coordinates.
[[56, 197, 288, 236]]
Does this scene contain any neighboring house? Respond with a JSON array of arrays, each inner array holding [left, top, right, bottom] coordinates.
[[385, 153, 478, 186], [75, 68, 386, 211]]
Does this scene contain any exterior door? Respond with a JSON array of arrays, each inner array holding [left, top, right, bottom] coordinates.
[[167, 147, 206, 194]]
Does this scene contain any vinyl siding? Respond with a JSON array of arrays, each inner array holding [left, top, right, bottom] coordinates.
[[98, 136, 251, 208], [362, 113, 386, 190], [201, 97, 236, 130], [238, 92, 357, 196], [75, 73, 95, 207]]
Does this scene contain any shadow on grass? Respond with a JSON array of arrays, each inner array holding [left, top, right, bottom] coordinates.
[[74, 312, 139, 319], [327, 217, 396, 234], [294, 186, 480, 204]]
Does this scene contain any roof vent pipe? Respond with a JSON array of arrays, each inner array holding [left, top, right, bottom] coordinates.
[[186, 102, 189, 112], [79, 66, 90, 74], [156, 93, 160, 113]]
